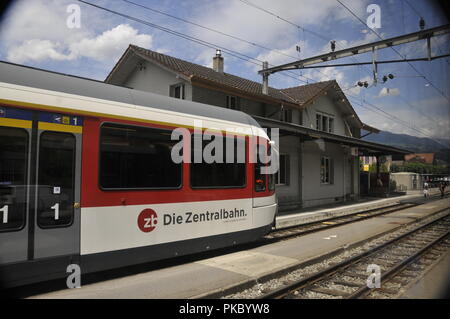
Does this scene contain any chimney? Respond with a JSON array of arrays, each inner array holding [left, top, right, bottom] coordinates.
[[213, 49, 224, 73]]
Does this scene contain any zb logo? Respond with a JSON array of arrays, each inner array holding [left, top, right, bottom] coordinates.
[[138, 209, 158, 233]]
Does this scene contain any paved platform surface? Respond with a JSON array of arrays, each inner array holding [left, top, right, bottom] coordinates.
[[276, 189, 443, 228], [400, 250, 450, 299], [28, 197, 450, 299]]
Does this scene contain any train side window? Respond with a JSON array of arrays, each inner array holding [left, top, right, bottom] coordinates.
[[190, 134, 246, 188], [100, 123, 182, 189], [0, 127, 29, 232], [37, 132, 75, 228]]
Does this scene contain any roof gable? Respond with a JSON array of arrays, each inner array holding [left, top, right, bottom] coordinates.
[[106, 45, 370, 130]]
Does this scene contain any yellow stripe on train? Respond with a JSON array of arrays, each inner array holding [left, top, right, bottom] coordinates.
[[38, 122, 83, 134], [0, 117, 32, 129]]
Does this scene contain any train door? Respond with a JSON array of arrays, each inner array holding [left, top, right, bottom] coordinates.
[[0, 106, 82, 267], [33, 112, 82, 259]]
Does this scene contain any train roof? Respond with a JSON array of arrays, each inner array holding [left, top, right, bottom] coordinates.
[[0, 61, 261, 128]]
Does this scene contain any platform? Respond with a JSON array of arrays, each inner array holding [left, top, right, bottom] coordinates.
[[400, 250, 450, 299], [26, 197, 450, 299], [276, 188, 443, 228]]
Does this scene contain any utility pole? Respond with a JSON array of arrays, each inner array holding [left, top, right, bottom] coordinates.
[[262, 61, 269, 95]]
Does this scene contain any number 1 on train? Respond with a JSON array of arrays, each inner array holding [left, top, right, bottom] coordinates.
[[0, 205, 8, 223], [51, 203, 60, 220]]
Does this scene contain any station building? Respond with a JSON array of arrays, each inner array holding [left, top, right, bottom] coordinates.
[[105, 45, 408, 211]]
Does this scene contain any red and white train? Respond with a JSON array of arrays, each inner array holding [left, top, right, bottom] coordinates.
[[0, 61, 277, 288]]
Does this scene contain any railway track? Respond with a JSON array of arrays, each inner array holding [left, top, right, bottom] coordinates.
[[13, 196, 446, 298], [267, 193, 447, 242], [258, 211, 450, 299], [267, 202, 415, 241]]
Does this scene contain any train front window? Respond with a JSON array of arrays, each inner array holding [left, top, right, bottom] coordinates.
[[100, 123, 182, 189], [190, 134, 246, 188], [0, 127, 28, 232]]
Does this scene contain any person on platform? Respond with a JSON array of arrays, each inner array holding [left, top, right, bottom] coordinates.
[[439, 182, 446, 199], [423, 181, 429, 198]]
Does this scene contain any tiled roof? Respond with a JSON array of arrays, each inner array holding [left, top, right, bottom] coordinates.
[[280, 81, 336, 105], [127, 45, 331, 106]]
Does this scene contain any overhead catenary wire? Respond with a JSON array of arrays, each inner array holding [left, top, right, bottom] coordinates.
[[347, 96, 447, 145], [397, 94, 441, 128], [333, 0, 450, 142], [403, 0, 422, 18], [236, 0, 445, 139], [403, 0, 450, 67], [237, 0, 375, 76], [121, 0, 330, 83], [78, 0, 442, 141], [335, 0, 450, 102], [77, 0, 313, 85]]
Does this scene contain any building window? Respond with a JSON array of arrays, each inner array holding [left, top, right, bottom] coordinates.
[[99, 123, 182, 189], [320, 156, 333, 184], [281, 109, 292, 123], [170, 83, 185, 99], [328, 118, 334, 133], [276, 154, 289, 185], [226, 96, 240, 110], [316, 112, 334, 133], [190, 134, 246, 188]]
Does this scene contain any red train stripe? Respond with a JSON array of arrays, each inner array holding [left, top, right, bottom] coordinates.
[[81, 117, 273, 207]]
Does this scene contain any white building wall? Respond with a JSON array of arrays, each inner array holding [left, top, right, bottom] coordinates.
[[301, 95, 348, 136], [192, 85, 267, 117], [123, 61, 192, 100], [301, 140, 356, 207], [391, 172, 422, 190], [276, 136, 301, 209]]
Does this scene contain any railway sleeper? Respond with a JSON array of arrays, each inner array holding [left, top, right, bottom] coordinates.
[[308, 287, 349, 297]]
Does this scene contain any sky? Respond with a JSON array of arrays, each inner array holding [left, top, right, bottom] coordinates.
[[0, 0, 449, 142]]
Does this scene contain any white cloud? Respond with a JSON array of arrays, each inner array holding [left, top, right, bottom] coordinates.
[[0, 0, 89, 47], [70, 24, 152, 62], [0, 0, 153, 67], [378, 87, 400, 97], [6, 24, 152, 64], [7, 39, 75, 64]]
